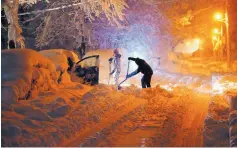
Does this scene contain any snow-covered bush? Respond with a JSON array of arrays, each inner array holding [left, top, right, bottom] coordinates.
[[229, 110, 237, 147], [1, 49, 57, 104]]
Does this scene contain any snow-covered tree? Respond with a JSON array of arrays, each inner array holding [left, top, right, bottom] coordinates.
[[2, 0, 127, 49], [2, 0, 45, 48], [159, 0, 224, 50], [35, 0, 128, 49], [91, 0, 171, 60]]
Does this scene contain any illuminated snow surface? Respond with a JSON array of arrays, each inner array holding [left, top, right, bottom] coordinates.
[[1, 49, 237, 147]]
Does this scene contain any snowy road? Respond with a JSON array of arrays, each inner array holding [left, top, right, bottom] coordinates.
[[62, 86, 211, 147], [63, 95, 147, 146], [61, 69, 237, 147]]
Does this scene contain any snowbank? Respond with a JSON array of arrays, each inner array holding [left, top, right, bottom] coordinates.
[[1, 82, 90, 147], [1, 82, 185, 147], [204, 91, 237, 147], [1, 49, 57, 104], [229, 110, 237, 147], [203, 96, 230, 147], [225, 91, 237, 147], [40, 49, 79, 84], [40, 49, 79, 72]]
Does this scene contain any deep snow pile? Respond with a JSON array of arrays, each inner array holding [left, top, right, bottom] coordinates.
[[204, 90, 237, 147], [1, 83, 132, 146], [1, 82, 193, 147], [1, 49, 58, 105], [229, 109, 237, 147], [203, 96, 230, 147], [225, 90, 237, 147], [40, 49, 79, 72], [40, 49, 79, 84]]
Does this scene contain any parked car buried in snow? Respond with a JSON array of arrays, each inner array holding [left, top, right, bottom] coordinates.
[[71, 55, 99, 85]]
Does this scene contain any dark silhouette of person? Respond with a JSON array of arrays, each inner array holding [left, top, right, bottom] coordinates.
[[126, 57, 153, 88], [9, 40, 15, 49], [67, 57, 74, 72]]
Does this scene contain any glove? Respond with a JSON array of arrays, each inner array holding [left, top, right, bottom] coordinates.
[[128, 57, 132, 60], [126, 70, 137, 79], [126, 74, 130, 79], [108, 57, 113, 62]]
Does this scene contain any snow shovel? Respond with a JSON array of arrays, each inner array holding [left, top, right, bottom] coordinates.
[[108, 58, 113, 85], [118, 60, 130, 90]]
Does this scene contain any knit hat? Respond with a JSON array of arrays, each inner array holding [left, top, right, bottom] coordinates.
[[114, 48, 119, 55]]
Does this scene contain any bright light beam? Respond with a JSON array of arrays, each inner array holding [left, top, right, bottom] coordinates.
[[214, 13, 223, 21]]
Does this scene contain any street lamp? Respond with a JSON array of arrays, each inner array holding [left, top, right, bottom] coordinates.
[[214, 13, 223, 21], [212, 27, 223, 58]]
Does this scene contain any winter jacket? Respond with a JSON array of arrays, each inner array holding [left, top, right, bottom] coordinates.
[[129, 57, 153, 75], [111, 54, 121, 74]]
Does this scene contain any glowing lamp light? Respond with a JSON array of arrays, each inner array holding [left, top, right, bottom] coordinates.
[[213, 28, 219, 34], [214, 13, 223, 21], [212, 36, 218, 41]]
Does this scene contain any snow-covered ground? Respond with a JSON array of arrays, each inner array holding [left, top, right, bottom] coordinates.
[[1, 48, 237, 147], [1, 81, 210, 147]]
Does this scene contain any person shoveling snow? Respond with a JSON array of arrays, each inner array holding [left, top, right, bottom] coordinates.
[[126, 57, 153, 88], [108, 49, 121, 87]]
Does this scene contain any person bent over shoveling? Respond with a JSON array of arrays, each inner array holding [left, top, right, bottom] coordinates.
[[126, 57, 153, 88]]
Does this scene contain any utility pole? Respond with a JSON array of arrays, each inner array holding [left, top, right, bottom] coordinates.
[[220, 23, 223, 59], [225, 0, 231, 68]]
